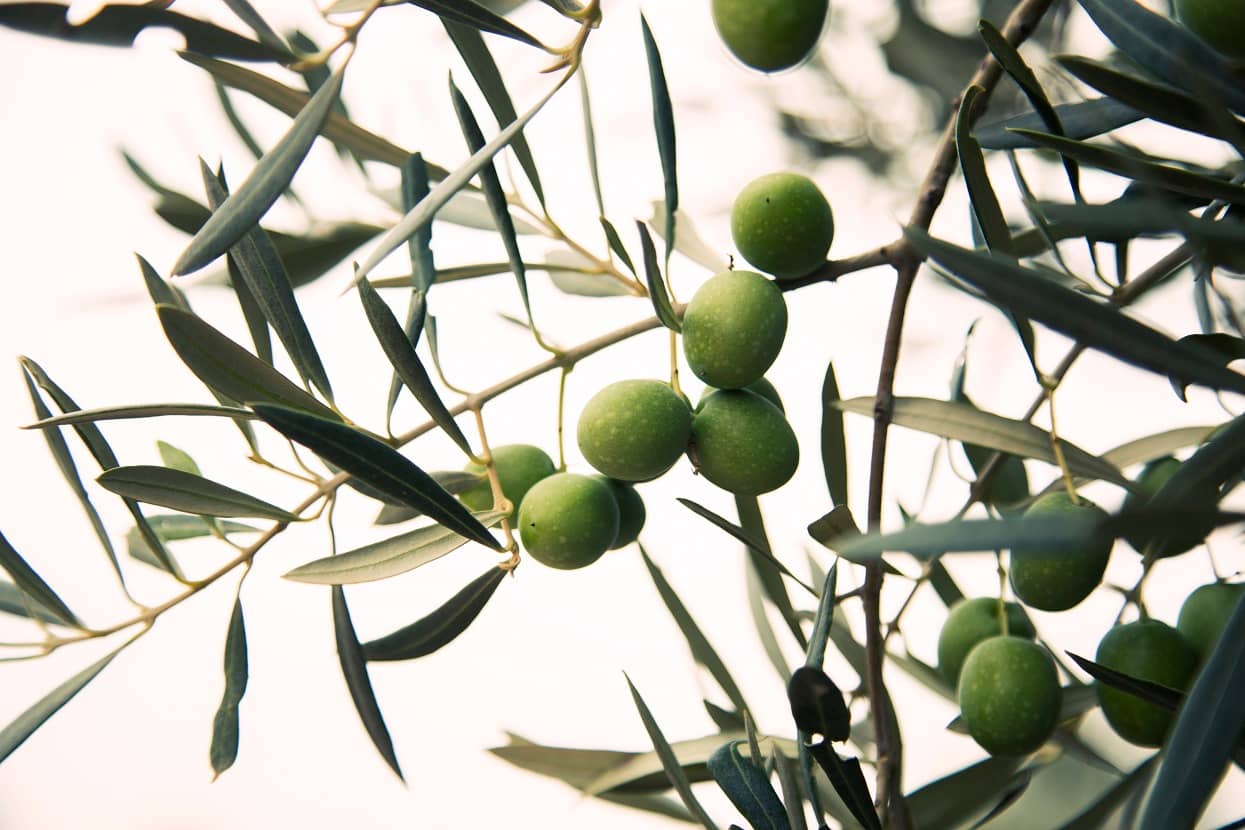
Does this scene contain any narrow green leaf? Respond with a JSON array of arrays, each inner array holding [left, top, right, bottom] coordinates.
[[600, 217, 637, 277], [623, 676, 720, 830], [579, 68, 606, 217], [771, 745, 810, 830], [1036, 199, 1245, 249], [637, 221, 682, 332], [803, 742, 881, 830], [173, 62, 346, 275], [157, 441, 200, 476], [1147, 411, 1245, 520], [0, 581, 65, 625], [820, 359, 849, 508], [640, 14, 677, 261], [357, 276, 472, 454], [24, 403, 255, 430], [804, 561, 839, 670], [200, 162, 332, 399], [648, 200, 729, 274], [444, 20, 544, 205], [956, 85, 1011, 252], [361, 565, 505, 660], [372, 471, 485, 524], [331, 586, 403, 781], [1067, 653, 1190, 717], [219, 0, 286, 54], [0, 3, 289, 61], [905, 229, 1245, 397], [224, 253, 273, 365], [251, 404, 502, 551], [352, 72, 570, 283], [906, 755, 1027, 830], [383, 155, 436, 423], [708, 741, 791, 830], [745, 558, 792, 683], [0, 644, 122, 764], [1101, 426, 1216, 472], [97, 465, 297, 521], [210, 596, 249, 779], [0, 530, 79, 628], [1057, 757, 1157, 830], [834, 396, 1127, 487], [639, 545, 749, 717], [975, 97, 1142, 149], [736, 496, 811, 653], [285, 510, 504, 584], [926, 560, 965, 608], [407, 0, 545, 48], [155, 305, 337, 420], [678, 498, 817, 596]]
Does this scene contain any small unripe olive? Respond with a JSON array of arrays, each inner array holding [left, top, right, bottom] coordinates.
[[1095, 620, 1198, 747], [937, 597, 1037, 688], [958, 636, 1061, 756], [593, 477, 646, 550], [460, 444, 555, 518], [731, 172, 834, 280], [518, 473, 619, 570], [1177, 582, 1245, 662], [711, 0, 829, 73], [577, 380, 692, 482], [692, 389, 798, 495], [1010, 491, 1111, 611], [682, 270, 788, 390], [1122, 456, 1214, 558], [1175, 0, 1245, 59]]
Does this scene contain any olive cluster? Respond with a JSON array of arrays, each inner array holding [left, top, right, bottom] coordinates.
[[937, 461, 1239, 756]]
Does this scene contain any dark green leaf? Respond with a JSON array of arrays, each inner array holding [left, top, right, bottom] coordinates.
[[406, 0, 545, 49], [200, 162, 332, 399], [357, 276, 471, 454], [1067, 652, 1187, 715], [97, 465, 297, 521], [1168, 334, 1245, 401], [23, 403, 256, 430], [805, 743, 880, 830], [0, 3, 289, 61], [0, 530, 79, 628], [956, 85, 1011, 252], [1057, 757, 1156, 830], [807, 506, 860, 554], [926, 560, 965, 608], [820, 360, 849, 508], [975, 97, 1143, 150], [0, 581, 65, 625], [173, 62, 346, 276], [372, 471, 485, 524], [905, 229, 1245, 397], [639, 545, 749, 717], [224, 254, 273, 365], [155, 305, 337, 420], [0, 645, 122, 764], [640, 14, 677, 261], [361, 566, 505, 661], [637, 221, 681, 332], [623, 675, 720, 830], [331, 586, 403, 781], [804, 561, 839, 670], [678, 497, 816, 596], [906, 755, 1026, 830], [600, 217, 637, 277], [788, 667, 850, 743], [210, 596, 249, 779], [251, 404, 502, 550], [708, 741, 791, 830]]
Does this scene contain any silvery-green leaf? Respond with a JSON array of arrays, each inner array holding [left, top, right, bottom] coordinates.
[[0, 530, 79, 628], [98, 465, 298, 521], [0, 581, 64, 625], [637, 222, 682, 332], [23, 403, 255, 430], [707, 741, 791, 830], [974, 97, 1143, 150], [209, 596, 248, 778], [649, 201, 727, 274]]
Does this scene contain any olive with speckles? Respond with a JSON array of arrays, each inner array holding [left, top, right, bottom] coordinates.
[[692, 389, 798, 495], [459, 443, 555, 519], [682, 270, 788, 390], [518, 472, 619, 570], [1095, 619, 1198, 747], [731, 172, 834, 280], [1010, 491, 1111, 611], [577, 379, 692, 482], [958, 636, 1061, 756]]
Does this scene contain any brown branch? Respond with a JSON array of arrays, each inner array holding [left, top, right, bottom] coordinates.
[[859, 1, 1058, 825]]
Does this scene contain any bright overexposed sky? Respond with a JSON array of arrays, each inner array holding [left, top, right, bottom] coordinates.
[[0, 1, 1241, 828]]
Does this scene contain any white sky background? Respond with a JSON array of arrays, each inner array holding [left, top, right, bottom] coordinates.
[[0, 0, 1241, 827]]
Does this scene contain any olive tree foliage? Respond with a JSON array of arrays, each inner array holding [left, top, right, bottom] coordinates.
[[1, 0, 1244, 827]]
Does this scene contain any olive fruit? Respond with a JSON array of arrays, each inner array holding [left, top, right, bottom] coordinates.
[[1095, 620, 1198, 747], [731, 172, 834, 280], [958, 636, 1061, 756], [711, 0, 829, 73], [1122, 456, 1214, 558], [937, 597, 1037, 688], [517, 473, 619, 570], [696, 377, 785, 413], [692, 389, 798, 495], [460, 444, 555, 518], [1009, 491, 1111, 611], [682, 270, 788, 390], [1175, 0, 1245, 59], [596, 476, 646, 549], [577, 380, 692, 482], [1177, 582, 1245, 661]]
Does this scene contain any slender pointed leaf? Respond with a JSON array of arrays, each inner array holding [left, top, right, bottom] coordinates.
[[771, 745, 809, 830], [97, 466, 297, 521], [735, 495, 811, 653], [24, 403, 256, 430], [331, 586, 403, 781], [600, 217, 637, 277], [1057, 757, 1157, 830], [251, 404, 501, 550], [906, 755, 1026, 830], [804, 742, 880, 830], [637, 221, 681, 332], [224, 254, 273, 365], [157, 441, 199, 476], [210, 596, 249, 779], [678, 497, 816, 596], [0, 581, 64, 625], [219, 0, 286, 54], [746, 557, 792, 683], [372, 471, 485, 524], [805, 561, 839, 670], [1101, 426, 1215, 471], [406, 0, 545, 48], [708, 741, 791, 830], [361, 565, 505, 660], [821, 359, 848, 508], [640, 15, 676, 262], [975, 97, 1143, 149], [0, 531, 79, 628], [956, 85, 1011, 252]]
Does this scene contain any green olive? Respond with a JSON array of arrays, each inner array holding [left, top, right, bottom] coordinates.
[[731, 172, 834, 279], [1009, 491, 1111, 611], [711, 0, 829, 73], [682, 270, 788, 390], [517, 473, 619, 570], [937, 597, 1037, 688], [958, 636, 1061, 756], [577, 379, 692, 482], [1095, 620, 1198, 747], [692, 389, 798, 495], [460, 444, 555, 519]]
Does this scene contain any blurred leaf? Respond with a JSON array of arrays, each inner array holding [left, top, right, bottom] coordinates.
[[445, 20, 544, 205], [803, 742, 880, 830], [331, 586, 403, 781], [219, 0, 286, 54], [285, 510, 504, 584], [906, 755, 1027, 830], [745, 558, 792, 683], [807, 506, 861, 554], [637, 222, 682, 332], [407, 0, 545, 49], [372, 471, 485, 524], [24, 403, 255, 430], [1139, 593, 1245, 828], [1074, 0, 1245, 115], [0, 3, 289, 61], [821, 360, 849, 508], [1101, 425, 1216, 471], [0, 645, 122, 764], [640, 14, 677, 262], [156, 441, 200, 475], [975, 97, 1143, 150], [97, 465, 297, 521], [639, 545, 749, 718], [0, 581, 66, 625], [834, 396, 1127, 486], [173, 62, 346, 276], [200, 162, 332, 399], [251, 404, 502, 551], [1057, 757, 1156, 830], [906, 229, 1245, 397], [926, 559, 965, 608], [623, 676, 720, 830], [957, 85, 1011, 252], [0, 530, 79, 628], [356, 276, 471, 453], [579, 68, 605, 217], [771, 745, 809, 830], [736, 495, 811, 655], [708, 741, 791, 830], [804, 561, 839, 671], [546, 250, 634, 297], [649, 201, 728, 274], [155, 305, 337, 420], [788, 667, 850, 743], [361, 565, 505, 660], [1144, 412, 1245, 544], [179, 53, 418, 169], [678, 498, 816, 597], [1168, 334, 1245, 401], [209, 596, 248, 779]]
